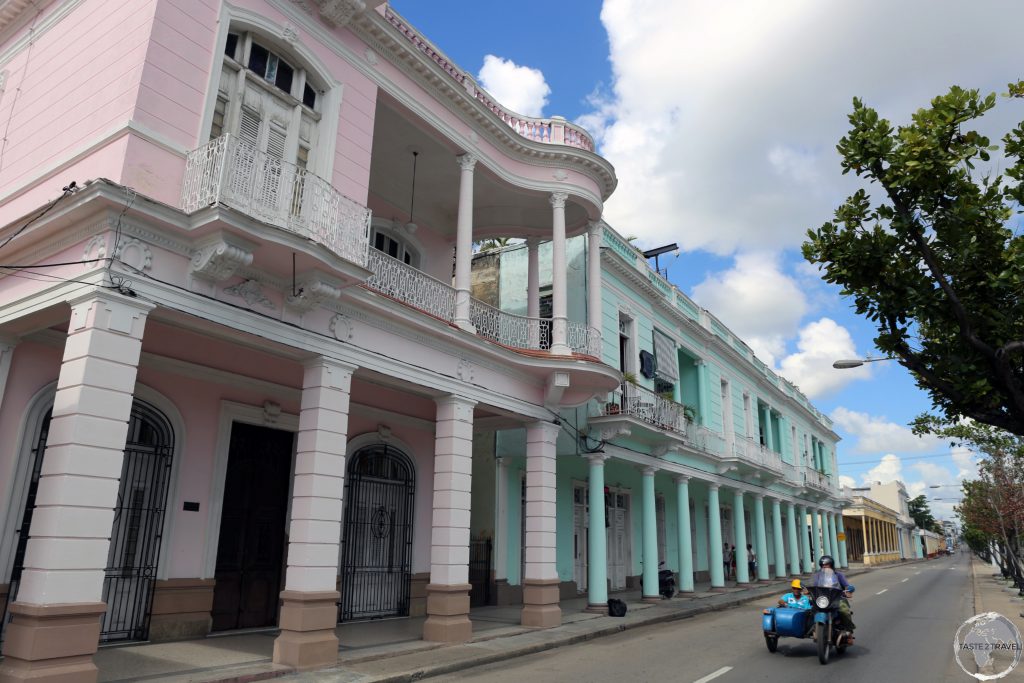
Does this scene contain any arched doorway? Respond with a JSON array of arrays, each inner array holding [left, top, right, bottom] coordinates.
[[2, 400, 174, 643], [339, 444, 415, 622]]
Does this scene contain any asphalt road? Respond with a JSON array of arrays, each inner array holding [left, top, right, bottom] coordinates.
[[436, 554, 976, 683]]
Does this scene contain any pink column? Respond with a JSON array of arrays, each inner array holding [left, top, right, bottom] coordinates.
[[453, 154, 477, 332], [0, 291, 151, 683], [423, 396, 476, 642], [549, 192, 570, 355], [273, 358, 355, 670], [521, 421, 561, 627]]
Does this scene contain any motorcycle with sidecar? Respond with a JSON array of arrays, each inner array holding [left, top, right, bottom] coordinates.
[[761, 572, 855, 664]]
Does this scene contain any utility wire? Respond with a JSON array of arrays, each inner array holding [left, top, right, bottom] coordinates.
[[0, 181, 77, 253]]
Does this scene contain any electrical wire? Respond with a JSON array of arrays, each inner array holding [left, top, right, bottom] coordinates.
[[0, 181, 77, 253]]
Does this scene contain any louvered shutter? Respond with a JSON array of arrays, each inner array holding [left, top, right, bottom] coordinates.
[[653, 330, 678, 381]]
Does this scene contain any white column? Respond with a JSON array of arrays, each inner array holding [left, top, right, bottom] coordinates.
[[521, 421, 561, 627], [586, 222, 603, 357], [274, 358, 355, 669], [549, 191, 570, 355], [18, 293, 152, 605], [424, 395, 477, 642], [2, 292, 151, 681], [453, 154, 477, 332], [527, 238, 541, 348]]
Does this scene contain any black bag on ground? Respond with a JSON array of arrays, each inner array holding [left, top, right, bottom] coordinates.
[[607, 598, 627, 617]]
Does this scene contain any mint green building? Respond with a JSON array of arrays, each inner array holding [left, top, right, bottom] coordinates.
[[471, 221, 849, 607]]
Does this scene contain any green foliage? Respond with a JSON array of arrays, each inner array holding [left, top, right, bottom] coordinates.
[[804, 82, 1024, 436], [908, 494, 940, 531]]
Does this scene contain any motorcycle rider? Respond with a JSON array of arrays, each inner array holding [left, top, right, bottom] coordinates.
[[812, 555, 856, 633], [777, 579, 811, 609]]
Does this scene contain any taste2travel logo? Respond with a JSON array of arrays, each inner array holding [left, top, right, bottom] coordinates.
[[954, 612, 1023, 680]]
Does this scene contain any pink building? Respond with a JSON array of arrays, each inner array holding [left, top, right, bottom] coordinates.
[[0, 1, 616, 679]]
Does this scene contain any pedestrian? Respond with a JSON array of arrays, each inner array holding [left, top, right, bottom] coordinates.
[[747, 543, 756, 577], [730, 545, 737, 579], [723, 542, 731, 579]]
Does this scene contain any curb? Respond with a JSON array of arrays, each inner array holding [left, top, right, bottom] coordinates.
[[320, 564, 889, 683]]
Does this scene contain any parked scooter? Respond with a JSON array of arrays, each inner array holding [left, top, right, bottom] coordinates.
[[658, 561, 676, 599]]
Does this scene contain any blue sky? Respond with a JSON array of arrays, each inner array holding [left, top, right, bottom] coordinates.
[[390, 0, 1023, 518]]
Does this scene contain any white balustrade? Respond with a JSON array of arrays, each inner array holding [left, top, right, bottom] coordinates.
[[566, 321, 601, 356], [802, 467, 832, 492], [469, 299, 550, 350], [364, 249, 456, 322], [181, 135, 371, 267]]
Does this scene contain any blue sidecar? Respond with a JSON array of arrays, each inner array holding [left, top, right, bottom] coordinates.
[[761, 606, 811, 652]]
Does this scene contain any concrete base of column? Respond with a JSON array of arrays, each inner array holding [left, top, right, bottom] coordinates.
[[585, 603, 609, 615], [521, 578, 561, 628], [423, 583, 472, 642], [272, 590, 340, 671], [0, 601, 106, 683], [709, 586, 730, 592], [641, 594, 662, 603]]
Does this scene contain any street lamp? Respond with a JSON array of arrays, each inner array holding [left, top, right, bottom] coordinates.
[[832, 357, 895, 370]]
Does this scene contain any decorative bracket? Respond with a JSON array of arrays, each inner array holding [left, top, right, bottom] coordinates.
[[190, 235, 254, 282], [286, 275, 343, 313]]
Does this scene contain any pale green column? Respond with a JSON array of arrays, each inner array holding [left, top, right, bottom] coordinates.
[[708, 484, 725, 588], [733, 489, 750, 583], [837, 514, 849, 567], [641, 466, 659, 600], [799, 504, 813, 572], [753, 494, 769, 581], [811, 509, 822, 565], [822, 510, 833, 557], [828, 512, 840, 563], [675, 475, 693, 592], [696, 360, 709, 425], [586, 454, 608, 609], [787, 502, 801, 575], [771, 498, 786, 578], [764, 410, 775, 452]]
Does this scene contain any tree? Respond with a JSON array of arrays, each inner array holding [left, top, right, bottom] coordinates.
[[803, 82, 1024, 436], [908, 494, 940, 532]]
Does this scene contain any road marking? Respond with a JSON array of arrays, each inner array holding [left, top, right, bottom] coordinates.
[[901, 578, 909, 583], [915, 571, 922, 575], [877, 589, 888, 595], [693, 667, 733, 683]]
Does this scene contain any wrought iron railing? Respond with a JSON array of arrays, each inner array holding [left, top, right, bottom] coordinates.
[[470, 299, 550, 350], [598, 383, 687, 435], [731, 438, 784, 474], [567, 320, 601, 357], [802, 467, 832, 492], [181, 135, 371, 267], [384, 7, 594, 152], [364, 249, 456, 322]]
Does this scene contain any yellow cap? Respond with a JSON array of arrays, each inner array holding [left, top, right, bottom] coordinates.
[[791, 579, 802, 589]]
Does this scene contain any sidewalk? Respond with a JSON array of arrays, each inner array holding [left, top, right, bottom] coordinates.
[[94, 561, 911, 683], [970, 555, 1024, 635]]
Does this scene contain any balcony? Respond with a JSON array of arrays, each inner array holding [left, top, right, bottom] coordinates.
[[181, 135, 371, 267], [364, 249, 600, 355], [715, 437, 785, 480], [590, 383, 689, 446], [801, 466, 832, 497]]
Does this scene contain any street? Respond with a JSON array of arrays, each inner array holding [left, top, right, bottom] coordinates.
[[436, 555, 975, 683]]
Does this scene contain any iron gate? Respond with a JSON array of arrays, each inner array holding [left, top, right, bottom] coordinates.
[[468, 539, 492, 607], [1, 401, 173, 644], [339, 444, 415, 622]]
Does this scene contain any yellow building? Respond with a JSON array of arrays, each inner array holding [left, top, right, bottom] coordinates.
[[841, 496, 902, 565]]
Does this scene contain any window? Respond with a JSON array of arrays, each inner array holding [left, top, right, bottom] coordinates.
[[371, 227, 420, 267], [212, 29, 323, 180]]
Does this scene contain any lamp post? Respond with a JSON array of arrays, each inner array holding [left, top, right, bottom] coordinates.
[[832, 357, 895, 370]]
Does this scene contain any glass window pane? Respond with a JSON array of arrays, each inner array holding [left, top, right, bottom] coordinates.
[[265, 53, 278, 83], [303, 83, 317, 109], [248, 43, 269, 77], [225, 33, 238, 59], [275, 60, 293, 94]]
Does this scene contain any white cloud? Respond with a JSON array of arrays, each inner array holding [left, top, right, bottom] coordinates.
[[477, 55, 550, 118], [690, 252, 807, 365], [587, 0, 1021, 254], [830, 407, 943, 454], [838, 475, 856, 489], [863, 453, 903, 485], [778, 317, 866, 398]]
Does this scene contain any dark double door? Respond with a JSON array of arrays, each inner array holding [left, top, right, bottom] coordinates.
[[211, 422, 293, 631]]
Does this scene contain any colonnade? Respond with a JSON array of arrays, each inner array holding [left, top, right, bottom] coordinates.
[[580, 457, 846, 610]]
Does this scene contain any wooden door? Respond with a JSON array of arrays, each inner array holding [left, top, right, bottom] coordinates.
[[211, 423, 293, 631], [573, 485, 587, 592]]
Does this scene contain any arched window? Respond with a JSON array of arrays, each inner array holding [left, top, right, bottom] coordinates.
[[211, 30, 323, 176], [370, 225, 420, 268]]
